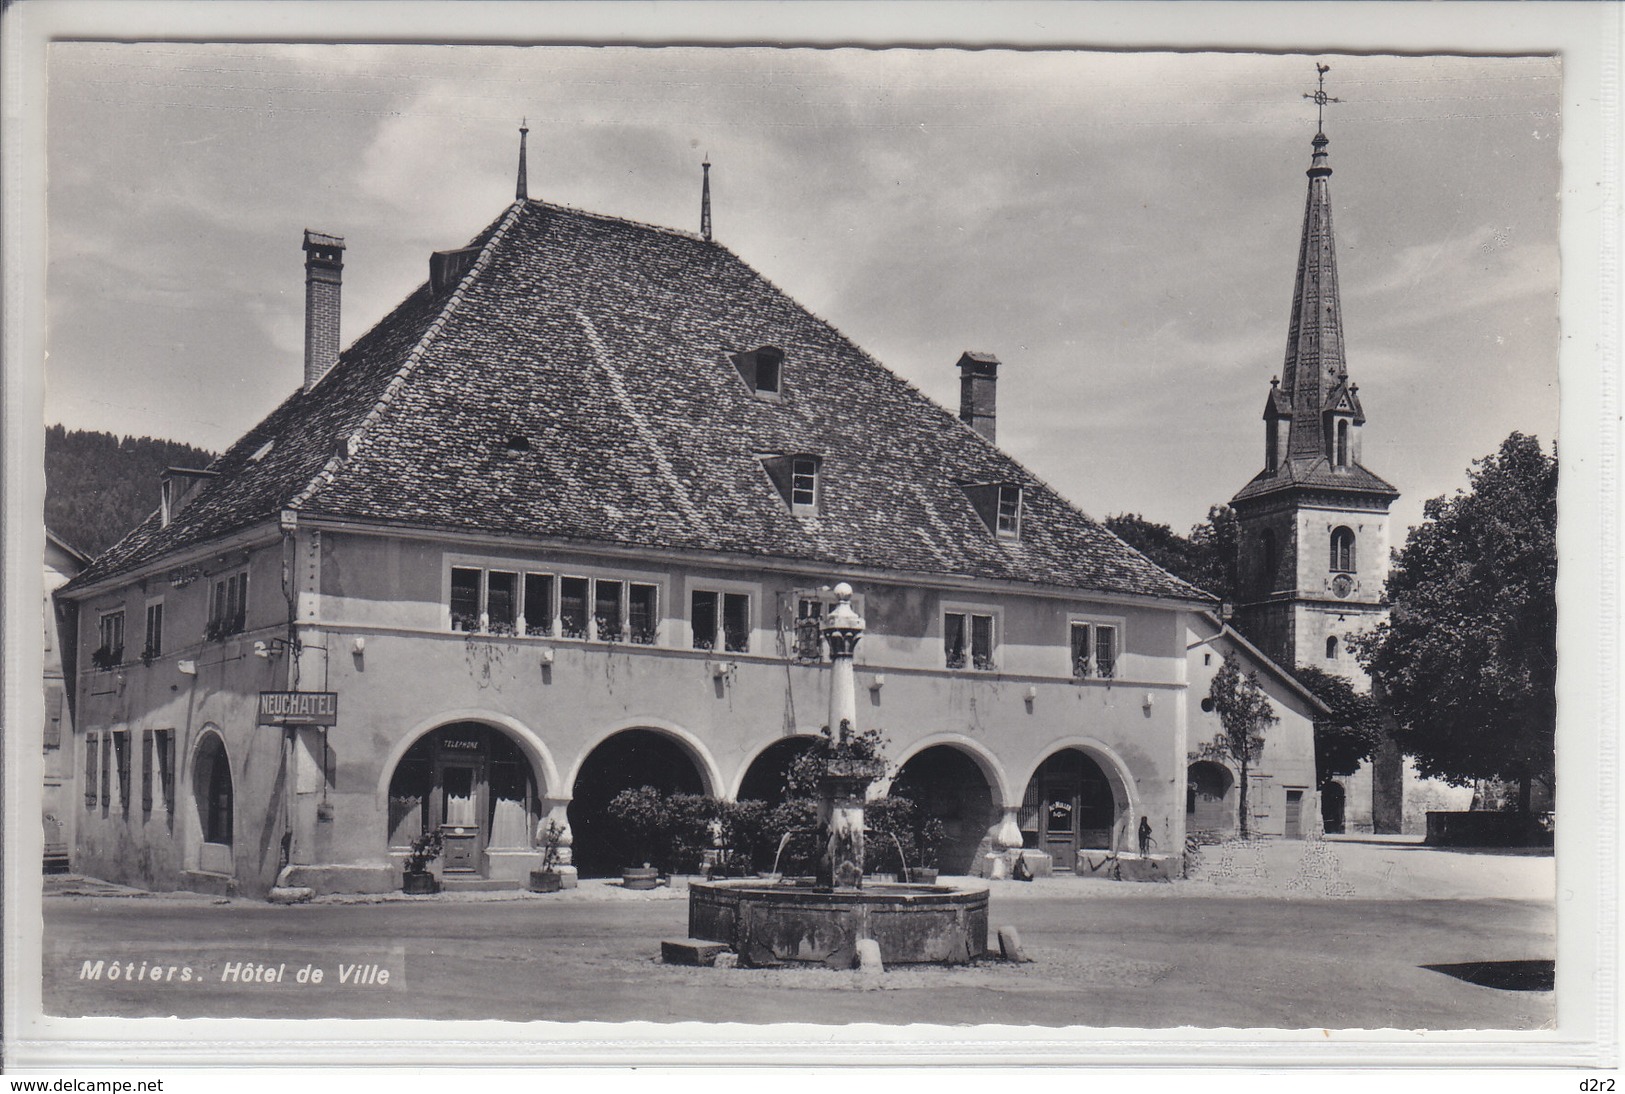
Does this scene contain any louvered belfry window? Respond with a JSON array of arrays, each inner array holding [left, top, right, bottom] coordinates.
[[1330, 527, 1356, 573]]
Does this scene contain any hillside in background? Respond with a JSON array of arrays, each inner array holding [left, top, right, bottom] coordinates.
[[45, 425, 217, 558]]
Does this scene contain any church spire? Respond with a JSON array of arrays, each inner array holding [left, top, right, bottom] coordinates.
[[516, 119, 530, 202], [700, 157, 713, 242], [1278, 64, 1348, 463]]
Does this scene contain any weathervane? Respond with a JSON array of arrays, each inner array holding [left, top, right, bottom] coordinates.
[[1303, 63, 1341, 131]]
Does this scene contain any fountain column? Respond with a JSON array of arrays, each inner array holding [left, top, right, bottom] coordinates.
[[818, 583, 873, 891]]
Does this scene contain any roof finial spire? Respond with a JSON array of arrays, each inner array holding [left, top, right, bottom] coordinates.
[[1303, 62, 1340, 134], [700, 155, 713, 243], [516, 118, 530, 202]]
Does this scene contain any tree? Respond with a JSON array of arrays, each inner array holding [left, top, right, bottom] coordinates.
[[1105, 504, 1238, 601], [1291, 664, 1385, 788], [1202, 652, 1277, 837], [44, 425, 217, 556], [1186, 504, 1240, 602], [1353, 433, 1556, 812]]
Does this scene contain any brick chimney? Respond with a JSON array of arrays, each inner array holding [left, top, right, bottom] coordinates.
[[302, 230, 345, 390], [957, 351, 1000, 443]]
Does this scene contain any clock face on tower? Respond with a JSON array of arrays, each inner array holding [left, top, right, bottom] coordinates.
[[1332, 573, 1354, 599]]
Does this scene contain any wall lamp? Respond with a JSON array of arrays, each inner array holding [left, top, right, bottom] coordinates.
[[538, 647, 555, 666], [1143, 693, 1155, 713], [254, 638, 300, 659], [709, 660, 736, 679], [869, 674, 885, 691]]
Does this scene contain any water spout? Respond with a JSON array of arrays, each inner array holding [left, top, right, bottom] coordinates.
[[769, 830, 795, 877], [770, 828, 819, 880], [881, 830, 911, 883]]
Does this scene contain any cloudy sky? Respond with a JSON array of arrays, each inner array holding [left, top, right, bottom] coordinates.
[[44, 41, 1561, 537]]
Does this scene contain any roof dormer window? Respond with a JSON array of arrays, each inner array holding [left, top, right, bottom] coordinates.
[[732, 345, 785, 399], [996, 485, 1022, 538], [960, 481, 1024, 541], [755, 349, 782, 394], [429, 247, 480, 294], [760, 453, 821, 515], [791, 457, 818, 510]]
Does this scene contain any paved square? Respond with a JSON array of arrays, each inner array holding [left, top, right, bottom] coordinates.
[[40, 839, 1554, 1029]]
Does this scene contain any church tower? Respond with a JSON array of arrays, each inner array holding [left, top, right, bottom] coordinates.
[[1229, 74, 1399, 687]]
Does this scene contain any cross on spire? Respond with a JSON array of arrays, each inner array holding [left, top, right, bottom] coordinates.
[[1303, 63, 1341, 132]]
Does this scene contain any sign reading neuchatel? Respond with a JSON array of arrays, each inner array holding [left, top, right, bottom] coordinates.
[[258, 691, 339, 726]]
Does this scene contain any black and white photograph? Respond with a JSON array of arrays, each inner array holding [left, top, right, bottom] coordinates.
[[3, 0, 1615, 1076]]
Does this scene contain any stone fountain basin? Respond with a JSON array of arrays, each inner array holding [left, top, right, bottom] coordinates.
[[688, 879, 990, 968]]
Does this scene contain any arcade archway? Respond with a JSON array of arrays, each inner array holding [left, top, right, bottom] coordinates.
[[737, 736, 820, 807], [193, 732, 233, 847], [569, 728, 706, 877], [890, 745, 1000, 875], [1019, 748, 1124, 871], [191, 731, 234, 875], [387, 722, 541, 876]]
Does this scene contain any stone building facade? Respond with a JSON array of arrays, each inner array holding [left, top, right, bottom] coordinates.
[[58, 144, 1324, 897]]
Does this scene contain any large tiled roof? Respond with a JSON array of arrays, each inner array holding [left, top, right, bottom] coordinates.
[[66, 200, 1211, 604]]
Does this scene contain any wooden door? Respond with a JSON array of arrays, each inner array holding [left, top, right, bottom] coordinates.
[[1284, 789, 1304, 840], [440, 764, 483, 872], [1041, 782, 1078, 871]]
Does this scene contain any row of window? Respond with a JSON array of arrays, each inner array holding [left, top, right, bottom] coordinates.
[[83, 728, 175, 820], [449, 566, 1120, 677], [452, 566, 755, 653], [92, 570, 248, 671]]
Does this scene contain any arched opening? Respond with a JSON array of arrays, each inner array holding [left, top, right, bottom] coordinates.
[[1330, 526, 1355, 573], [1326, 635, 1339, 660], [192, 732, 233, 874], [1321, 780, 1346, 834], [1186, 761, 1235, 836], [386, 722, 541, 877], [1336, 419, 1350, 467], [891, 746, 1000, 875], [1019, 749, 1123, 871], [569, 729, 705, 877], [737, 736, 820, 807]]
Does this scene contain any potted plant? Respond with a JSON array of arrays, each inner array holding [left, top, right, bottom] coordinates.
[[528, 819, 566, 893], [911, 816, 947, 885], [402, 829, 443, 895]]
